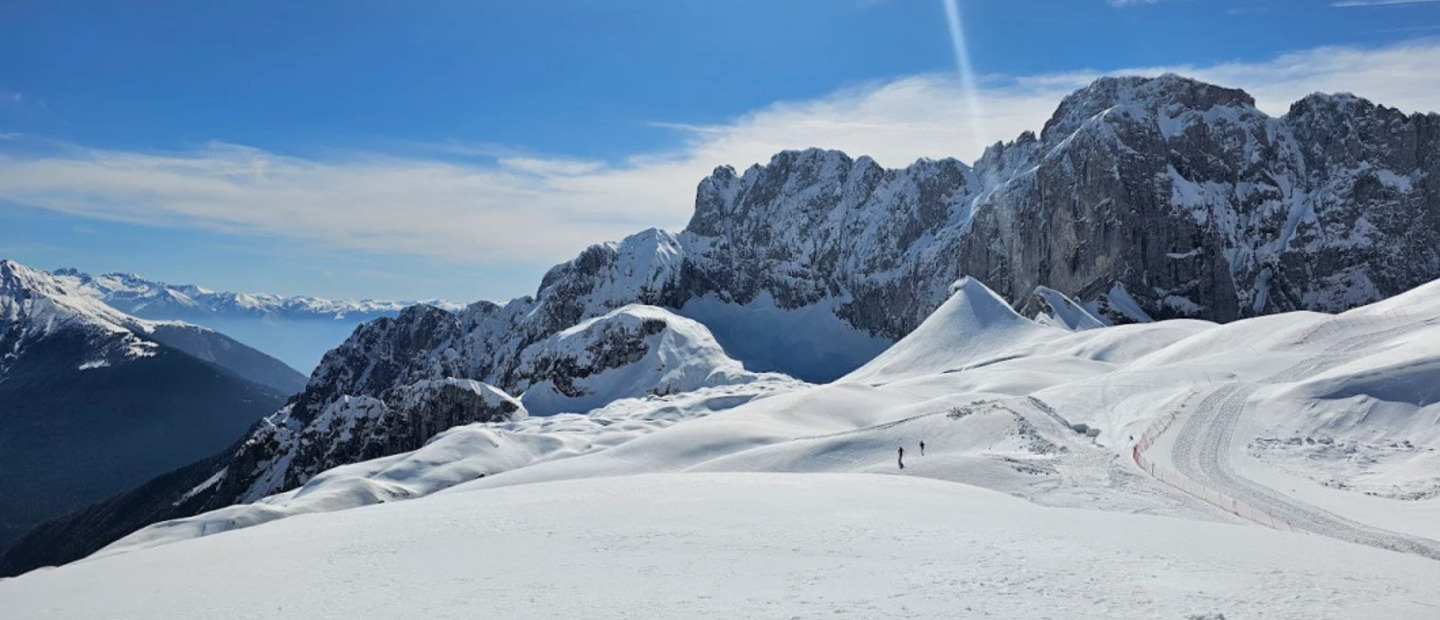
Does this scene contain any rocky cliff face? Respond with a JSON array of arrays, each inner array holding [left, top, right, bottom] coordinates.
[[663, 75, 1440, 340], [487, 75, 1438, 377]]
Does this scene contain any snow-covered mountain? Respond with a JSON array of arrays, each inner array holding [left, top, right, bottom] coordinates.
[[104, 278, 1440, 554], [0, 299, 798, 574], [51, 268, 461, 321], [0, 260, 302, 552], [9, 73, 1440, 577], [50, 268, 462, 373], [149, 73, 1435, 385], [8, 276, 1440, 617]]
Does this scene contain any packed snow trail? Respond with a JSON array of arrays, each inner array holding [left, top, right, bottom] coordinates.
[[1171, 384, 1440, 560]]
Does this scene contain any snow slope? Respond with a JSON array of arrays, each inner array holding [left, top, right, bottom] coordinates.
[[93, 279, 1215, 556], [10, 277, 1440, 616], [842, 277, 1059, 384], [5, 474, 1438, 620], [1030, 285, 1109, 331], [96, 277, 1440, 567], [1137, 280, 1440, 553], [513, 304, 777, 415], [101, 379, 799, 553]]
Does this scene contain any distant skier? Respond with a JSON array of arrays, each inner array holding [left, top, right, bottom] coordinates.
[[919, 440, 925, 456], [898, 446, 906, 470]]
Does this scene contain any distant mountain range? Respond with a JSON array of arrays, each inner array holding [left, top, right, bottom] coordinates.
[[0, 260, 305, 553], [7, 73, 1440, 576], [50, 268, 463, 373]]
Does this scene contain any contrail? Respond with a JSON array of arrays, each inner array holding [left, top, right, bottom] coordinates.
[[942, 0, 988, 154]]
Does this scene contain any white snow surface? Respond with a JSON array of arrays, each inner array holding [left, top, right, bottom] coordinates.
[[6, 474, 1439, 619], [109, 278, 1440, 551], [843, 277, 1059, 384], [102, 378, 802, 554], [11, 277, 1440, 616], [514, 304, 776, 416], [1032, 285, 1108, 331]]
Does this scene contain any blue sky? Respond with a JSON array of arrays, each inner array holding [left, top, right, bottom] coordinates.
[[3, 0, 1440, 302]]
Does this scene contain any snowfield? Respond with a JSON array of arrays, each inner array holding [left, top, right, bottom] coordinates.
[[4, 474, 1439, 620], [5, 276, 1440, 616], [91, 278, 1440, 557]]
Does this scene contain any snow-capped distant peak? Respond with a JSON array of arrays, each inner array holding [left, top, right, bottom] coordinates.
[[1, 260, 168, 372], [51, 267, 463, 322], [3, 260, 148, 335], [1, 259, 308, 392]]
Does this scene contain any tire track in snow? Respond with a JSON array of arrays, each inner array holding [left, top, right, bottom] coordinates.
[[1171, 384, 1440, 560]]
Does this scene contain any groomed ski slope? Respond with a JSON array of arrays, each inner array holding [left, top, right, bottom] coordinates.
[[1167, 384, 1440, 559], [5, 474, 1440, 620]]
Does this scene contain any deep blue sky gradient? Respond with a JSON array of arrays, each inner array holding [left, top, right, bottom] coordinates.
[[2, 0, 1437, 300]]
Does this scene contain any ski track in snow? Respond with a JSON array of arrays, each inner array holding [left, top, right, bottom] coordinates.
[[1266, 314, 1440, 384], [1172, 383, 1440, 560]]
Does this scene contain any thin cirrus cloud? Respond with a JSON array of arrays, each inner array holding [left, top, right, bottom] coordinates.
[[2, 42, 1440, 268], [1334, 0, 1440, 6]]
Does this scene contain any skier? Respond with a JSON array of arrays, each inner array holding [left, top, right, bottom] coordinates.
[[898, 446, 906, 470], [919, 440, 925, 456]]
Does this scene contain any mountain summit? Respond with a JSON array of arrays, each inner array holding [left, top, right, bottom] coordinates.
[[0, 259, 300, 551]]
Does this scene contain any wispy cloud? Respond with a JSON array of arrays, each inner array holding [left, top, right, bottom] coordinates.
[[2, 42, 1440, 268], [1334, 0, 1440, 6]]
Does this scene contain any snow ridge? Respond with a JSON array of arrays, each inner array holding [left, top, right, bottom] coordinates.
[[51, 267, 463, 321]]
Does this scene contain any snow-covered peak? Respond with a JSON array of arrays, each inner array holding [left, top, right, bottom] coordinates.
[[1285, 91, 1378, 120], [1042, 74, 1257, 143], [514, 304, 767, 415], [1, 259, 150, 342], [844, 277, 1056, 384], [3, 260, 75, 300], [1030, 286, 1108, 331], [50, 267, 462, 322], [1, 259, 308, 392]]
